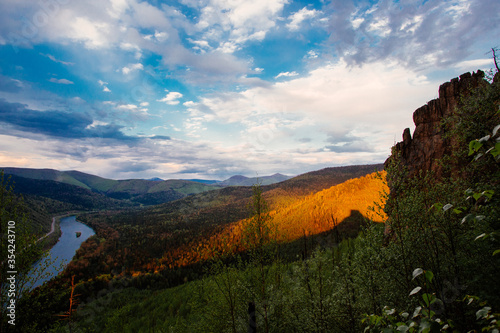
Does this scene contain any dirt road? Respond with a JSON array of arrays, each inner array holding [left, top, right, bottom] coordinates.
[[37, 217, 56, 242]]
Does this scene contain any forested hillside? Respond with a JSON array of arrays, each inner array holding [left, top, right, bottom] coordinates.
[[160, 172, 387, 269]]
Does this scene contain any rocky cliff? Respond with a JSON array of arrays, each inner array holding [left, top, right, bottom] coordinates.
[[388, 70, 488, 178]]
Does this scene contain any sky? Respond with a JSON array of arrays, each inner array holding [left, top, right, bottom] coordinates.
[[0, 0, 499, 180]]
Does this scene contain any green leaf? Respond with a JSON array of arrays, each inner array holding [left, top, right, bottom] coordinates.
[[475, 233, 487, 241], [493, 124, 500, 137], [482, 190, 494, 200], [412, 306, 422, 318], [442, 203, 453, 212], [430, 203, 443, 212], [397, 325, 409, 332], [469, 140, 483, 156], [479, 135, 491, 143], [490, 142, 500, 157], [425, 270, 434, 283], [422, 308, 436, 319], [461, 214, 476, 224], [410, 286, 422, 296], [386, 308, 396, 315], [493, 249, 500, 256], [412, 268, 424, 280], [419, 318, 431, 330], [476, 307, 491, 320], [422, 293, 436, 307]]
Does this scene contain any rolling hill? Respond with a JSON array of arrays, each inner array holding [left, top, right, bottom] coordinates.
[[1, 167, 218, 206], [6, 174, 130, 213], [1, 167, 297, 206]]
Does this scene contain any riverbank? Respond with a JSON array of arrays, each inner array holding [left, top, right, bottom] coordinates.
[[38, 211, 93, 251]]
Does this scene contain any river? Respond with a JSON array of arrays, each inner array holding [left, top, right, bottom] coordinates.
[[28, 215, 95, 290]]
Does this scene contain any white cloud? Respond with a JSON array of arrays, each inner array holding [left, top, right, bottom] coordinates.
[[216, 41, 240, 54], [351, 17, 364, 29], [115, 103, 149, 115], [108, 0, 130, 19], [98, 79, 111, 92], [43, 54, 74, 66], [191, 59, 441, 160], [122, 63, 144, 74], [86, 120, 109, 129], [120, 42, 143, 59], [445, 0, 471, 20], [143, 30, 170, 43], [196, 0, 288, 51], [306, 50, 319, 59], [183, 101, 197, 107], [367, 17, 391, 37], [67, 16, 111, 49], [157, 91, 183, 105], [286, 7, 321, 31], [154, 31, 169, 42], [275, 71, 299, 79], [49, 78, 74, 84], [117, 104, 140, 110], [399, 15, 423, 34], [188, 38, 211, 53], [325, 0, 500, 69], [454, 58, 493, 71]]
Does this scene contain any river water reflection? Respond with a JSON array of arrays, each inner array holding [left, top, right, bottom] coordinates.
[[29, 215, 95, 290]]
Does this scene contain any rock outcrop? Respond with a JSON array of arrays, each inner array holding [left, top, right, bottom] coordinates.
[[388, 70, 487, 178]]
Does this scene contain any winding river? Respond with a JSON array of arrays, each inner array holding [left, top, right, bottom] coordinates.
[[28, 215, 95, 290]]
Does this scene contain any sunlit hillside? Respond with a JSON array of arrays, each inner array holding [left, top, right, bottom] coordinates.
[[160, 171, 388, 269]]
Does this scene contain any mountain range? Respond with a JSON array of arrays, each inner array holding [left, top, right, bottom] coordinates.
[[0, 167, 294, 209]]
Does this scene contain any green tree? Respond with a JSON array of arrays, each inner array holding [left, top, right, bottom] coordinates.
[[0, 171, 54, 332]]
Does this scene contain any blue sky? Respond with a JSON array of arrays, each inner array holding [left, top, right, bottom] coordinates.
[[0, 0, 499, 180]]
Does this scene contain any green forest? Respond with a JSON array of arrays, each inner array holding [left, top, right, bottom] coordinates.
[[1, 70, 500, 333]]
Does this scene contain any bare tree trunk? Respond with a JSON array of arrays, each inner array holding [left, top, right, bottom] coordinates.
[[493, 48, 500, 72]]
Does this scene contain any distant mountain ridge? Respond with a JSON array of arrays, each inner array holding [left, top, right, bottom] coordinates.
[[0, 167, 295, 207], [1, 167, 293, 190], [1, 167, 216, 206], [218, 173, 291, 186]]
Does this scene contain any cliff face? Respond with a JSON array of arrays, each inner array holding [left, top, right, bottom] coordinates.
[[388, 70, 487, 178]]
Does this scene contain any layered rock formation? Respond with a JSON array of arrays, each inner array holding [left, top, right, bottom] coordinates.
[[388, 70, 487, 178]]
